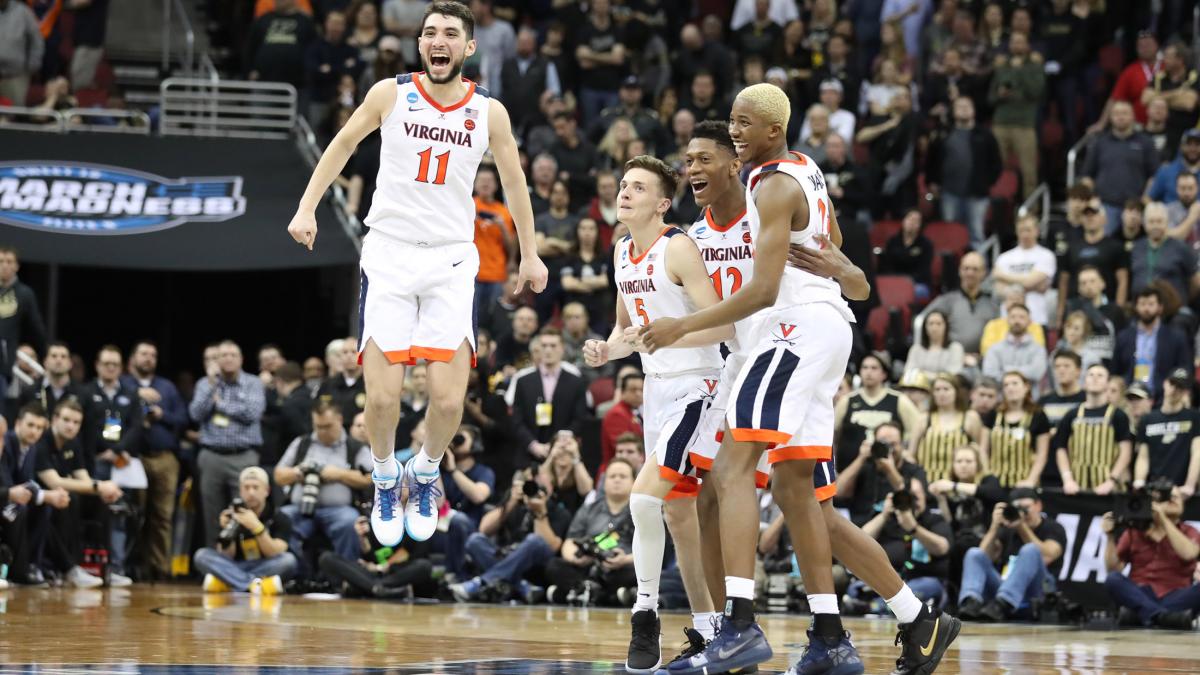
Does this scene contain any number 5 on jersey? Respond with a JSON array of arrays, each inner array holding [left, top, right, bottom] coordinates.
[[415, 147, 450, 185], [635, 298, 650, 326]]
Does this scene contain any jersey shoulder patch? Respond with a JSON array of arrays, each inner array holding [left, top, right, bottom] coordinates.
[[663, 226, 686, 238], [474, 84, 490, 99], [396, 73, 413, 85]]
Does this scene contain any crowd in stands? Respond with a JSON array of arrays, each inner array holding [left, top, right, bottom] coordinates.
[[3, 0, 1200, 632]]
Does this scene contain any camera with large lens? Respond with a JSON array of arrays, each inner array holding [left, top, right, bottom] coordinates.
[[523, 478, 544, 499], [871, 441, 892, 461], [218, 497, 246, 547], [298, 460, 324, 517], [891, 488, 914, 512], [1115, 478, 1175, 531], [1002, 503, 1025, 523]]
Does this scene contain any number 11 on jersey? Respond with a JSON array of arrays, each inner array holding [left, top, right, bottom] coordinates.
[[415, 147, 450, 185]]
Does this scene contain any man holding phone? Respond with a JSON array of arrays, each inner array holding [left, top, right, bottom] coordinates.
[[958, 487, 1067, 622]]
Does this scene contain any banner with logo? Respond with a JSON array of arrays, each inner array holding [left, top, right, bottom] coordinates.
[[0, 130, 358, 270], [1040, 491, 1200, 609]]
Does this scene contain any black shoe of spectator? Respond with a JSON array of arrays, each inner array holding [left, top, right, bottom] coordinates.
[[978, 598, 1014, 623], [958, 597, 984, 621], [1151, 610, 1195, 630], [1117, 607, 1142, 627], [373, 584, 414, 601], [625, 609, 661, 673]]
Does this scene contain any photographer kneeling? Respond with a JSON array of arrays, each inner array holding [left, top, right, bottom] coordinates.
[[1102, 481, 1200, 629], [859, 477, 953, 608], [448, 464, 573, 603], [194, 466, 297, 594], [543, 457, 635, 605], [958, 487, 1066, 621], [273, 401, 373, 562]]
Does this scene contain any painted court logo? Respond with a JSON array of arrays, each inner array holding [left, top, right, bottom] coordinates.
[[0, 161, 246, 234]]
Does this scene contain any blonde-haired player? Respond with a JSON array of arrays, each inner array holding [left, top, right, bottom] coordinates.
[[287, 1, 547, 547], [644, 83, 958, 675]]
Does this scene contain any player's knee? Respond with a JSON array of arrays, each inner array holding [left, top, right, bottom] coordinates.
[[364, 388, 401, 417], [663, 497, 695, 530], [630, 493, 664, 527], [427, 390, 462, 420]]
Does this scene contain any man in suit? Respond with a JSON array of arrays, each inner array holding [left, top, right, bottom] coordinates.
[[2, 403, 69, 585], [511, 328, 591, 466], [1114, 286, 1193, 401]]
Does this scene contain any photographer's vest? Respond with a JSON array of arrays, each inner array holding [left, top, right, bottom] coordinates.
[[989, 411, 1035, 488], [1068, 403, 1117, 491], [916, 411, 969, 482], [288, 435, 368, 502]]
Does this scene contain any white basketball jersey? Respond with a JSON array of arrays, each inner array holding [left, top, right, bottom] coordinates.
[[365, 73, 491, 245], [745, 152, 855, 322], [615, 227, 723, 376], [688, 206, 757, 353]]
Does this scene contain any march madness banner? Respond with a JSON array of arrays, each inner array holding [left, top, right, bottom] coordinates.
[[0, 130, 358, 270], [1040, 491, 1200, 609]]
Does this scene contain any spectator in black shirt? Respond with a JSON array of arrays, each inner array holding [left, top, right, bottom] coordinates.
[[819, 134, 869, 224], [494, 306, 539, 372], [192, 466, 298, 594], [958, 488, 1067, 622], [1056, 197, 1129, 327], [500, 27, 561, 136], [1063, 266, 1126, 353], [245, 0, 317, 88], [17, 341, 79, 426], [923, 47, 983, 128], [270, 362, 312, 459], [80, 345, 144, 478], [305, 10, 363, 127], [675, 22, 735, 101], [575, 0, 627, 124], [859, 476, 953, 607], [67, 0, 108, 90], [548, 112, 600, 207], [319, 515, 434, 598], [0, 247, 47, 393], [838, 421, 928, 526], [810, 33, 861, 116], [561, 218, 612, 335], [879, 209, 934, 299], [856, 87, 918, 218], [590, 76, 669, 155], [1114, 287, 1193, 400], [1148, 42, 1200, 156], [317, 338, 365, 430], [732, 0, 782, 61], [681, 70, 730, 124], [1134, 369, 1200, 493], [345, 130, 381, 224], [926, 96, 1001, 249]]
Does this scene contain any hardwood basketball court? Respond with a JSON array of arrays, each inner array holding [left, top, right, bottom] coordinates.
[[2, 586, 1197, 673]]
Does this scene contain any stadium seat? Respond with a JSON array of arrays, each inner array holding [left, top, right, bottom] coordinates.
[[925, 221, 971, 255], [876, 275, 916, 309], [75, 88, 109, 108], [1098, 44, 1124, 78], [869, 219, 902, 251], [588, 377, 615, 407], [866, 305, 911, 353], [990, 169, 1019, 201]]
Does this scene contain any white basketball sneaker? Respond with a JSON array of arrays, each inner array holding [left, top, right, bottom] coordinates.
[[371, 458, 405, 547], [403, 457, 442, 541]]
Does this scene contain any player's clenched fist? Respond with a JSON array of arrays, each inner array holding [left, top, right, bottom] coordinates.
[[583, 339, 609, 367], [288, 211, 318, 251], [517, 255, 550, 293]]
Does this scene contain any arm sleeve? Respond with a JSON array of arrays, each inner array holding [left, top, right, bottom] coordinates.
[[1116, 529, 1133, 562], [160, 382, 188, 433], [512, 385, 538, 450], [1113, 409, 1133, 443], [1148, 168, 1168, 202], [277, 437, 302, 469], [216, 378, 267, 424], [565, 503, 590, 540], [189, 378, 215, 422], [117, 402, 145, 456]]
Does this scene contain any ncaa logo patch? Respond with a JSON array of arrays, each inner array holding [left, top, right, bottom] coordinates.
[[0, 162, 245, 235], [407, 92, 419, 104]]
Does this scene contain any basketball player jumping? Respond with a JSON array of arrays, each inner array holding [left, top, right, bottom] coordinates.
[[642, 85, 959, 675], [673, 122, 962, 675], [287, 1, 547, 547], [580, 156, 733, 674]]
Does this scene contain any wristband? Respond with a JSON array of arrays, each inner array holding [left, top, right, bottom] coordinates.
[[92, 479, 99, 494], [252, 525, 267, 537]]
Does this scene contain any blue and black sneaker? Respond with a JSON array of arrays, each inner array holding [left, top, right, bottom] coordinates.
[[785, 629, 864, 675], [667, 615, 772, 675], [370, 459, 404, 546], [403, 457, 442, 541]]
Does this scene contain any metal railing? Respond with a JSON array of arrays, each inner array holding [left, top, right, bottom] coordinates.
[[160, 78, 297, 139], [1066, 134, 1090, 188], [0, 105, 66, 132], [1017, 182, 1053, 237], [162, 0, 195, 76], [0, 105, 155, 134], [295, 115, 363, 254]]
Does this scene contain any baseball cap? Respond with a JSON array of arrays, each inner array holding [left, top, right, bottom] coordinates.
[[1125, 382, 1151, 400], [379, 35, 402, 53], [819, 79, 844, 94], [1184, 129, 1200, 142], [1008, 487, 1040, 502], [1168, 368, 1193, 387], [621, 75, 642, 89], [239, 466, 270, 487]]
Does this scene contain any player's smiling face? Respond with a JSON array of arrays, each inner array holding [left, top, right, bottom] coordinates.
[[618, 168, 668, 225], [728, 98, 777, 167], [686, 138, 739, 208], [419, 14, 475, 84]]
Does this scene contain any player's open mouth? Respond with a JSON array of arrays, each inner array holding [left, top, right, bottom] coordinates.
[[430, 54, 451, 67], [733, 142, 748, 154], [691, 180, 709, 195]]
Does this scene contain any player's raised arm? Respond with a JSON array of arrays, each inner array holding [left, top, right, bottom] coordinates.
[[640, 173, 799, 351], [288, 79, 393, 250], [489, 98, 549, 293]]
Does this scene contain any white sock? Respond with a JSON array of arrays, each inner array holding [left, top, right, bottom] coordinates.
[[411, 448, 441, 480], [692, 611, 719, 641], [630, 493, 665, 613], [886, 585, 925, 624], [807, 593, 839, 615], [372, 454, 398, 482], [725, 576, 755, 601]]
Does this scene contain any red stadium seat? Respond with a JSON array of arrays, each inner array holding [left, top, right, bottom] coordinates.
[[876, 275, 916, 309], [925, 221, 971, 255], [75, 88, 108, 108], [930, 250, 945, 290], [870, 219, 902, 251], [990, 169, 1019, 201], [867, 305, 912, 351], [1098, 44, 1124, 78], [588, 377, 615, 407]]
